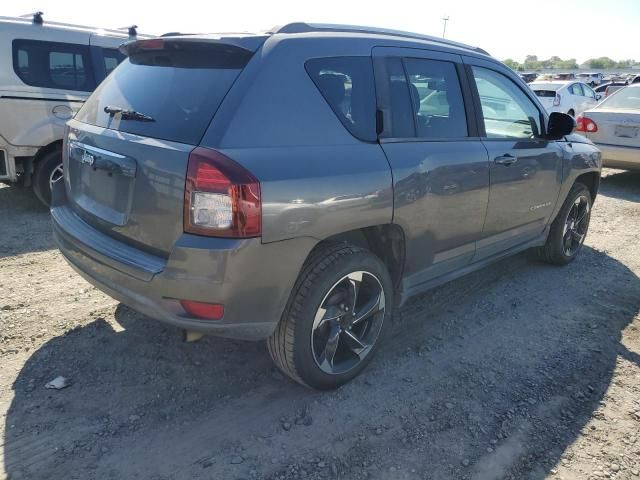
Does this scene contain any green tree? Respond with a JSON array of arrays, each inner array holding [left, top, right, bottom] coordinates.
[[554, 58, 578, 69], [585, 57, 617, 69], [523, 55, 541, 70], [616, 59, 638, 69], [503, 58, 521, 71]]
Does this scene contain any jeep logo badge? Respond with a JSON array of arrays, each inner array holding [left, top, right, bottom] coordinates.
[[80, 151, 95, 167]]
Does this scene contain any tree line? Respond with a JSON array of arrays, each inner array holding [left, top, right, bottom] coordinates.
[[503, 55, 638, 71]]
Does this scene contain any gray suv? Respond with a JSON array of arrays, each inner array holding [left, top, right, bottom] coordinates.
[[52, 23, 602, 389]]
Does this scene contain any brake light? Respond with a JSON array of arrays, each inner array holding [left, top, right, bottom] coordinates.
[[137, 38, 164, 50], [576, 115, 598, 133], [180, 300, 224, 320], [553, 94, 561, 106], [184, 147, 261, 238]]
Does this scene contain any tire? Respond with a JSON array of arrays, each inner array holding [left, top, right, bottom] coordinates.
[[32, 148, 63, 206], [567, 109, 575, 117], [536, 182, 592, 265], [268, 243, 393, 389]]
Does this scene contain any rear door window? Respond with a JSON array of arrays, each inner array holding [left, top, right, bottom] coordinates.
[[569, 83, 584, 96], [13, 39, 95, 91], [76, 41, 253, 145], [403, 58, 468, 138], [305, 57, 377, 142], [378, 57, 467, 139]]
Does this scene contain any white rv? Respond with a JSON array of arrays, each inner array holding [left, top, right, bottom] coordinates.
[[0, 13, 150, 204]]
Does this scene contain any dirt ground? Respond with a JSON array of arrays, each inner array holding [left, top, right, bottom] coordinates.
[[1, 169, 639, 480]]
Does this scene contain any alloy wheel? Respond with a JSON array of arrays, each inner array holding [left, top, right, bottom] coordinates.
[[562, 194, 590, 257], [311, 271, 386, 375], [49, 163, 64, 189]]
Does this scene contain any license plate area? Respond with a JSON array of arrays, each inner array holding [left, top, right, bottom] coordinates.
[[614, 125, 639, 139], [68, 142, 137, 226]]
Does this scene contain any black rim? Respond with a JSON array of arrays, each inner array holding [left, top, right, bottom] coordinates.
[[562, 194, 590, 257], [311, 271, 385, 375]]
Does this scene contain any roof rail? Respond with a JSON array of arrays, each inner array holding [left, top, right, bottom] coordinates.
[[26, 11, 44, 25], [118, 24, 138, 39], [1, 15, 148, 38], [268, 22, 490, 56]]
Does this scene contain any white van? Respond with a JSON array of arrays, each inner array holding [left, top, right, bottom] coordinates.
[[0, 13, 150, 204]]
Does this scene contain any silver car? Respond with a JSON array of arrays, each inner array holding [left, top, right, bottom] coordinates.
[[577, 84, 640, 170], [52, 23, 601, 389]]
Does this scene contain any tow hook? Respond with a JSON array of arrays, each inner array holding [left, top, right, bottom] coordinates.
[[184, 330, 204, 343]]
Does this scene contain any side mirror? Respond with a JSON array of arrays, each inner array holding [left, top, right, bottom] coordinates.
[[547, 112, 575, 140], [595, 94, 602, 101]]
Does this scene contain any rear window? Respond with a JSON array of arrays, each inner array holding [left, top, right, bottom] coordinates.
[[533, 90, 558, 98], [600, 87, 640, 110], [13, 39, 95, 91], [76, 41, 252, 145], [305, 57, 377, 142]]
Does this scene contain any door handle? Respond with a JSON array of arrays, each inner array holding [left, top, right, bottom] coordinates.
[[494, 154, 518, 166]]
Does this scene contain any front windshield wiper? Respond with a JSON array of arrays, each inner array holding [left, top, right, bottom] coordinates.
[[104, 105, 155, 122]]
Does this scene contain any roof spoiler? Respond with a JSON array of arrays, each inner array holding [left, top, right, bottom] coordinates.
[[119, 35, 267, 57]]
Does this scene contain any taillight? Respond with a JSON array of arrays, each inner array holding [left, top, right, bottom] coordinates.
[[184, 147, 261, 238], [576, 115, 598, 133], [553, 94, 561, 106], [180, 300, 224, 320]]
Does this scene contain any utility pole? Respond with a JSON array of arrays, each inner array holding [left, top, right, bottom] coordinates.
[[442, 16, 450, 38]]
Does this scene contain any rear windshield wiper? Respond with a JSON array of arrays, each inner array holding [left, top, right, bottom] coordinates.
[[104, 106, 155, 122]]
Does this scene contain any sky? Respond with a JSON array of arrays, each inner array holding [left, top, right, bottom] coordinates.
[[5, 0, 638, 63]]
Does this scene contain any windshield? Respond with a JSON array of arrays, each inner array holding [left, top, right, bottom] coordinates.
[[599, 87, 640, 110]]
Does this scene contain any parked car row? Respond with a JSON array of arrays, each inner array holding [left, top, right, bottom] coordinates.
[[519, 71, 639, 88]]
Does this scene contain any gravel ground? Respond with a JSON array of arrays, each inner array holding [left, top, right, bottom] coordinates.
[[1, 169, 639, 480]]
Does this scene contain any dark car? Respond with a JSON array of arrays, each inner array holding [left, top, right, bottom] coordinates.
[[596, 81, 628, 97], [554, 72, 576, 80], [519, 72, 538, 83], [52, 23, 602, 389]]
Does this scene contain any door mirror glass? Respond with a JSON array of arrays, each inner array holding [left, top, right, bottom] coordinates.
[[547, 112, 575, 140]]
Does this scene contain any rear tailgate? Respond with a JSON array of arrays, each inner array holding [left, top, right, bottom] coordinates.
[[584, 109, 640, 148], [67, 38, 259, 255]]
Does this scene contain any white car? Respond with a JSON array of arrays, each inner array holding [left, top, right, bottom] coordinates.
[[529, 81, 600, 117], [0, 13, 150, 204], [577, 84, 640, 171], [576, 72, 603, 86]]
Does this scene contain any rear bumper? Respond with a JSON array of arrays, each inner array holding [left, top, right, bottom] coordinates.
[[0, 136, 38, 181], [51, 183, 316, 340], [596, 143, 640, 170]]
